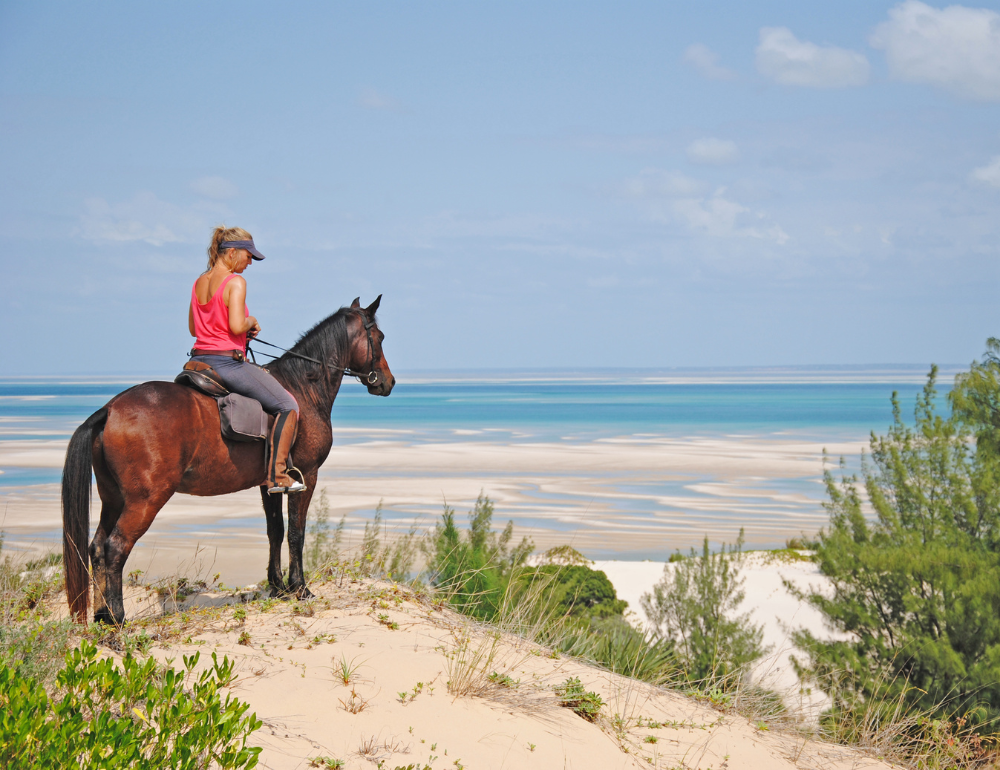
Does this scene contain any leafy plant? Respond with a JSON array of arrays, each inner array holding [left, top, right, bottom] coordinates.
[[513, 564, 627, 621], [308, 759, 345, 769], [554, 676, 603, 722], [557, 617, 678, 685], [487, 671, 518, 688], [0, 641, 261, 769]]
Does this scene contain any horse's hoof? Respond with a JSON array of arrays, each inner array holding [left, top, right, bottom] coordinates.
[[295, 585, 315, 600]]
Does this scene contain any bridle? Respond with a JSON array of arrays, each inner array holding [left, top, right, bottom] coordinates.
[[248, 310, 382, 386]]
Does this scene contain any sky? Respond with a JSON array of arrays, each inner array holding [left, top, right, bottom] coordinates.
[[2, 0, 1000, 374]]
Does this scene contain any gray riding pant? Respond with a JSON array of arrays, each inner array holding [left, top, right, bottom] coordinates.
[[191, 355, 299, 415]]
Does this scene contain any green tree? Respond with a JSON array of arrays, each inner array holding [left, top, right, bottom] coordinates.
[[794, 365, 1000, 730], [641, 530, 766, 682]]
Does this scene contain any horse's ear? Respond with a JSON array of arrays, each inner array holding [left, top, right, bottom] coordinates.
[[365, 294, 382, 316], [350, 297, 361, 309]]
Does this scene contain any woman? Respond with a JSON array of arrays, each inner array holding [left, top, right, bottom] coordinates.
[[188, 226, 305, 494]]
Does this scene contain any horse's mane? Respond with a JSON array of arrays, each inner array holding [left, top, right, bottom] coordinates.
[[268, 307, 354, 393]]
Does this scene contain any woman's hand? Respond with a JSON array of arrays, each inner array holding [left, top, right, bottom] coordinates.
[[246, 318, 261, 339]]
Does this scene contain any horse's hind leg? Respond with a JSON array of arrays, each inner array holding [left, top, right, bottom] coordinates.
[[90, 435, 124, 625], [260, 486, 287, 596], [91, 496, 125, 625], [102, 490, 173, 625]]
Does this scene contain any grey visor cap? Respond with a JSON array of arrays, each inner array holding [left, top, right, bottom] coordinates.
[[220, 239, 266, 260]]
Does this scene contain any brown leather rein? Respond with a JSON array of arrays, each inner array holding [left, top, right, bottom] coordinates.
[[247, 312, 381, 386]]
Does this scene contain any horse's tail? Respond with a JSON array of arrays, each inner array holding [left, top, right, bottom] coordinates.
[[62, 407, 107, 624]]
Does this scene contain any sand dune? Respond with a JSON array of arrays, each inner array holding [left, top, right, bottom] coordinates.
[[60, 576, 889, 770]]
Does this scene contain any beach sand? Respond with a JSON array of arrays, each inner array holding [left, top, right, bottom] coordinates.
[[46, 576, 887, 770], [0, 432, 864, 586], [9, 427, 880, 762]]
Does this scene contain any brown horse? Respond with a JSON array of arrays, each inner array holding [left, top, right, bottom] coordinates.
[[62, 296, 394, 624]]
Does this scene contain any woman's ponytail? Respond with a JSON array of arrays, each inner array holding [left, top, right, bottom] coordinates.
[[206, 225, 253, 270]]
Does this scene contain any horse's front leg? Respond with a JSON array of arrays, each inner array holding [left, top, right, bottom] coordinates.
[[286, 471, 318, 599], [259, 486, 288, 596]]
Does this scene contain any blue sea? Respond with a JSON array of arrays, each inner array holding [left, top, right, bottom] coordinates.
[[0, 365, 962, 573], [0, 365, 955, 489]]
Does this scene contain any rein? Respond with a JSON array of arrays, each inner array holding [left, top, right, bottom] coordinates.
[[247, 312, 380, 386]]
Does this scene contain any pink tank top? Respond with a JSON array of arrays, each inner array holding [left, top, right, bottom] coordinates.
[[191, 274, 248, 351]]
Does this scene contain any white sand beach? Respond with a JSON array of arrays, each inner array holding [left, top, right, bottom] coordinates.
[[0, 432, 863, 586], [43, 576, 886, 770]]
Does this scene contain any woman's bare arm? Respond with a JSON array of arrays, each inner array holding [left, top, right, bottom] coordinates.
[[225, 276, 260, 336], [188, 305, 196, 337]]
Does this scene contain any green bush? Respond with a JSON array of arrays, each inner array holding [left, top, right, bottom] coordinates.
[[0, 536, 73, 688], [513, 564, 627, 621], [423, 494, 533, 620], [554, 676, 603, 721], [641, 529, 767, 683], [0, 641, 262, 769]]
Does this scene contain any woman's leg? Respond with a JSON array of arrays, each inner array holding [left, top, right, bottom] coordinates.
[[196, 357, 298, 415], [191, 357, 303, 492]]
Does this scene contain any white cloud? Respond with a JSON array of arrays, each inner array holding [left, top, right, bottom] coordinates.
[[756, 27, 870, 88], [683, 44, 737, 80], [191, 176, 239, 200], [667, 188, 789, 244], [970, 155, 1000, 187], [359, 88, 403, 111], [77, 192, 219, 246], [870, 1, 1000, 101], [621, 169, 710, 198], [686, 138, 739, 165]]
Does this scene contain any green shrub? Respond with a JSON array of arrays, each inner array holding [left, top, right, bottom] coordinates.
[[0, 619, 72, 686], [423, 494, 533, 620], [513, 564, 627, 621], [641, 529, 767, 684], [0, 641, 262, 769], [554, 676, 603, 722]]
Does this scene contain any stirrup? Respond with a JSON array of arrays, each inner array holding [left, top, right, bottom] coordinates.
[[268, 466, 307, 495]]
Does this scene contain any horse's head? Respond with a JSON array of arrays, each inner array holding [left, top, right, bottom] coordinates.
[[348, 295, 395, 396]]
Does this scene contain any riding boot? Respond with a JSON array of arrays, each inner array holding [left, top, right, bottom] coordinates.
[[267, 410, 307, 495]]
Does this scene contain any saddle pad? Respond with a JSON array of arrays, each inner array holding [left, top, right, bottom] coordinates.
[[218, 393, 268, 442]]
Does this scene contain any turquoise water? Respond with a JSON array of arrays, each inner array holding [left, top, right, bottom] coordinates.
[[0, 368, 952, 489]]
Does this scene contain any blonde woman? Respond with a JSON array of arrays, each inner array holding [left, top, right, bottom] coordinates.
[[188, 226, 304, 494]]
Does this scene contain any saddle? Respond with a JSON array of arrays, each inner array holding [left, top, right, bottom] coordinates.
[[174, 361, 270, 442]]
